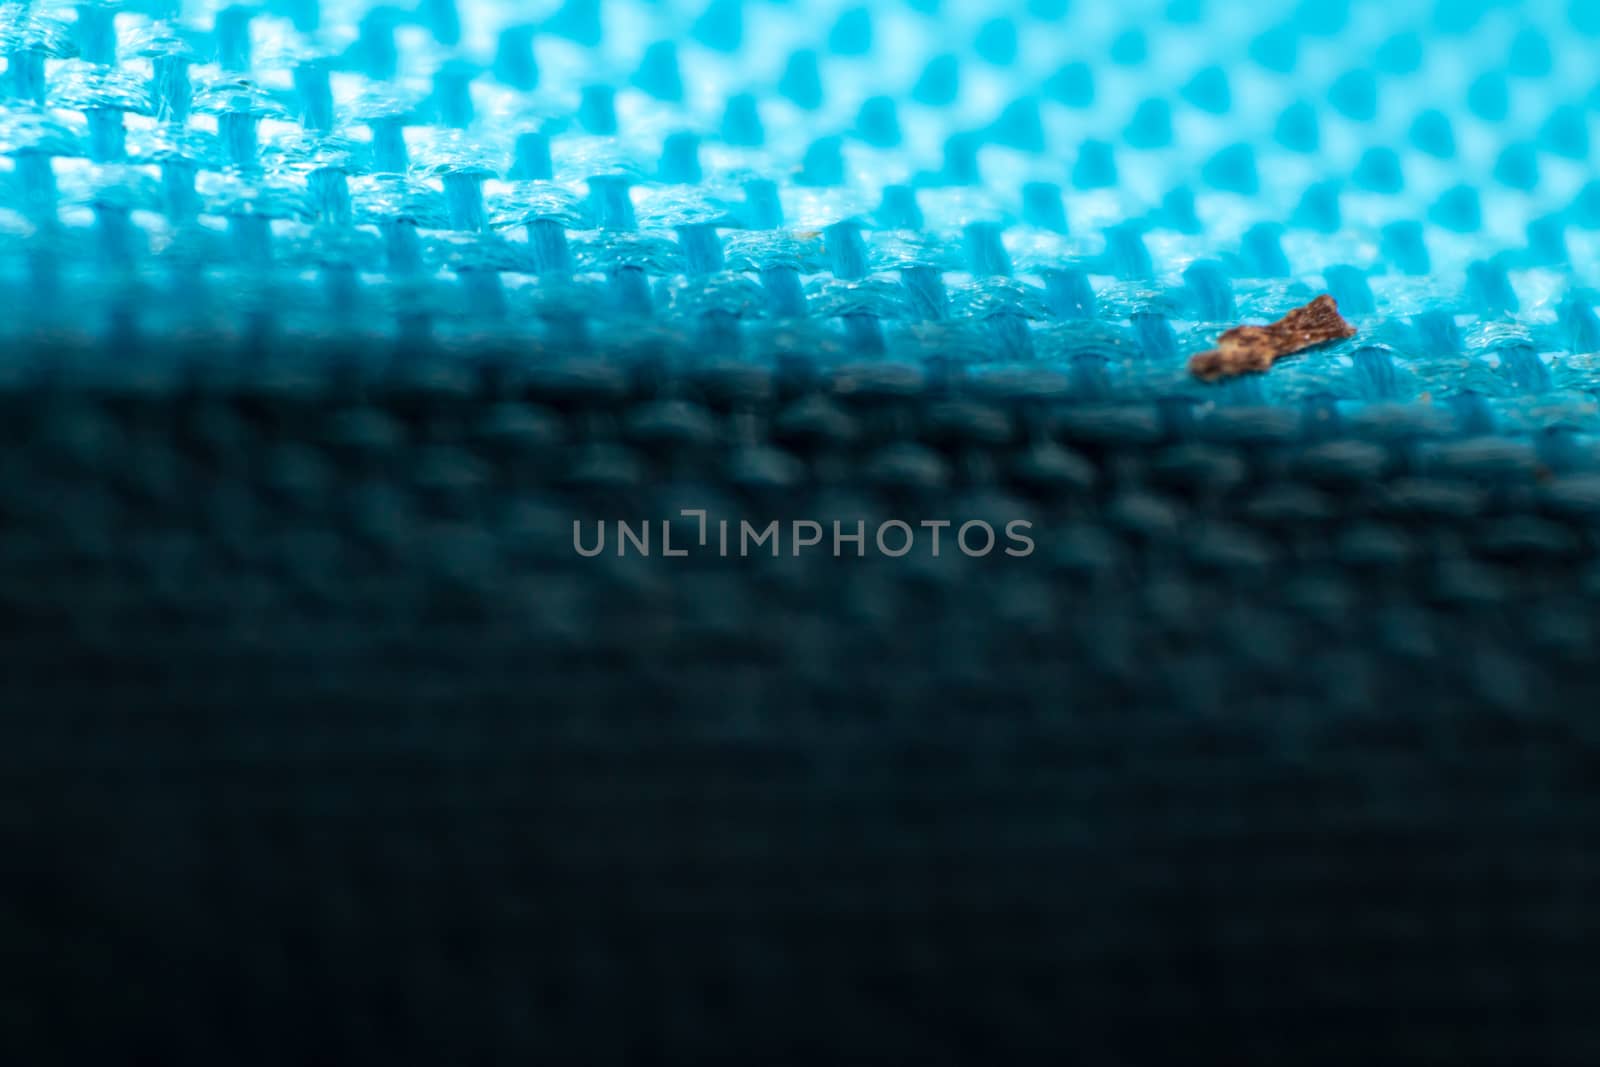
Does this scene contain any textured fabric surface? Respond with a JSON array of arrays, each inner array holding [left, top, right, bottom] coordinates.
[[6, 0, 1600, 1062]]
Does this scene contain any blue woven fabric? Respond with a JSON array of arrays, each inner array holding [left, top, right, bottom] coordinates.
[[0, 0, 1597, 411], [9, 1, 1600, 1064]]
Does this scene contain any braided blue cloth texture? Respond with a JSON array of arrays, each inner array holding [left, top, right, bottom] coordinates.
[[7, 0, 1600, 1063]]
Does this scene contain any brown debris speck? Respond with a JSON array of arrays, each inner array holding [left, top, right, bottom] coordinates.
[[1189, 294, 1357, 382]]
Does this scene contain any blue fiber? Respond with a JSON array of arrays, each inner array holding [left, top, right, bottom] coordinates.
[[1069, 353, 1111, 399], [510, 133, 553, 180], [1133, 313, 1178, 362], [1499, 344, 1551, 392], [975, 19, 1018, 65], [230, 215, 272, 266], [1467, 73, 1509, 121], [1375, 31, 1423, 74], [10, 51, 45, 103], [379, 222, 416, 273], [1241, 224, 1290, 277], [780, 50, 823, 109], [589, 176, 637, 230], [1249, 25, 1298, 74], [1466, 260, 1518, 314], [295, 63, 335, 132], [677, 224, 725, 274], [880, 185, 924, 229], [1353, 147, 1404, 194], [371, 117, 409, 172], [216, 7, 254, 71], [75, 5, 117, 64], [941, 133, 982, 185], [422, 0, 461, 46], [1167, 0, 1204, 22], [721, 93, 763, 146], [578, 86, 617, 134], [1292, 181, 1341, 233], [1105, 224, 1152, 279], [460, 270, 505, 318], [610, 266, 653, 315], [220, 111, 259, 166], [828, 8, 872, 55], [844, 312, 885, 353], [281, 0, 319, 33], [546, 0, 601, 46], [1493, 143, 1539, 191], [356, 10, 400, 80], [856, 96, 901, 147], [1382, 222, 1430, 275], [87, 111, 125, 163], [964, 222, 1012, 277], [1413, 308, 1461, 354], [1574, 182, 1600, 227], [1408, 109, 1455, 158], [635, 42, 684, 101], [660, 132, 702, 183], [1524, 215, 1567, 267], [1028, 0, 1069, 19], [1328, 69, 1377, 121], [825, 221, 869, 280], [153, 56, 191, 121], [1323, 266, 1374, 316], [1161, 187, 1200, 233], [800, 137, 845, 186], [1125, 99, 1172, 149], [1203, 144, 1258, 195], [989, 312, 1034, 359], [1429, 185, 1480, 232], [699, 308, 741, 354], [914, 55, 960, 106], [902, 267, 948, 320], [1350, 346, 1401, 401], [322, 264, 358, 314], [1538, 105, 1589, 159], [435, 65, 475, 127], [95, 205, 135, 269], [991, 98, 1044, 151], [1509, 28, 1552, 77], [1560, 298, 1600, 352], [761, 266, 806, 316], [1109, 30, 1146, 66], [743, 180, 783, 228], [309, 168, 352, 224], [1184, 261, 1235, 320], [160, 160, 198, 220], [693, 0, 743, 52], [1021, 182, 1066, 233], [1044, 62, 1093, 107], [1448, 391, 1494, 433], [1181, 66, 1231, 114], [494, 26, 539, 90], [15, 154, 57, 220], [1044, 269, 1095, 318], [1274, 101, 1319, 153], [528, 219, 571, 275], [443, 173, 486, 230], [1072, 140, 1116, 190]]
